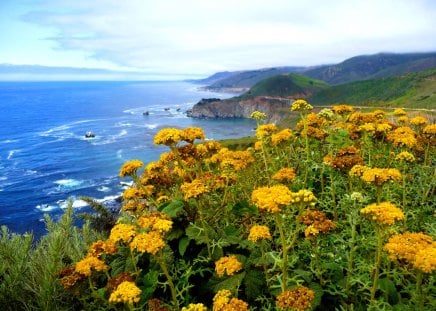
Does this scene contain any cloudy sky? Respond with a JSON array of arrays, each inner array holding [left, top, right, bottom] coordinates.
[[1, 0, 436, 78]]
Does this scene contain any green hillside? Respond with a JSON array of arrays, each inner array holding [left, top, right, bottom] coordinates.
[[304, 52, 436, 85], [239, 73, 328, 99], [308, 69, 436, 108]]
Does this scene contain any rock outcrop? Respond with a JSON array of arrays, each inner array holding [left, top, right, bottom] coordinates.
[[187, 96, 293, 123]]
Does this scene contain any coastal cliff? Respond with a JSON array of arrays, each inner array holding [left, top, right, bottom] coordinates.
[[186, 96, 292, 123]]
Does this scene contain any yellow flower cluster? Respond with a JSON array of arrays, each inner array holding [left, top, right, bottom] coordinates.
[[384, 232, 434, 263], [387, 126, 417, 148], [361, 167, 402, 185], [182, 303, 208, 311], [122, 201, 148, 213], [119, 159, 144, 178], [360, 202, 404, 225], [414, 246, 436, 273], [181, 179, 209, 200], [359, 123, 376, 133], [332, 104, 354, 115], [327, 146, 363, 171], [75, 256, 108, 277], [272, 167, 296, 182], [298, 209, 336, 238], [252, 185, 293, 213], [87, 239, 118, 257], [395, 151, 415, 163], [301, 126, 328, 140], [297, 113, 327, 129], [276, 286, 315, 311], [291, 99, 313, 112], [290, 189, 317, 206], [393, 108, 407, 116], [423, 124, 436, 135], [122, 186, 154, 200], [215, 255, 243, 277], [256, 124, 279, 139], [129, 231, 165, 255], [108, 281, 141, 305], [138, 212, 173, 233], [213, 289, 249, 311], [385, 232, 436, 273], [348, 112, 377, 125], [318, 108, 334, 120], [248, 225, 272, 242], [154, 128, 185, 145], [410, 116, 428, 126], [349, 165, 368, 178], [58, 267, 85, 289], [250, 110, 267, 120], [271, 129, 293, 145], [183, 127, 205, 142], [209, 148, 254, 171], [397, 116, 409, 124], [109, 224, 137, 243]]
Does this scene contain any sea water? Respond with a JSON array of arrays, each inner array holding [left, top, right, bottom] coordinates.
[[0, 81, 255, 238]]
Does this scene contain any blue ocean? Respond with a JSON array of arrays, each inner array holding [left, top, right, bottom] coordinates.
[[0, 81, 255, 238]]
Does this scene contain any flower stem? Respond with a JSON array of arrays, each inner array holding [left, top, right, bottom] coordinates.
[[157, 252, 179, 311], [370, 226, 383, 307], [275, 214, 289, 291]]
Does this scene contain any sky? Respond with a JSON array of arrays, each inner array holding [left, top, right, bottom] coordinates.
[[1, 0, 436, 79]]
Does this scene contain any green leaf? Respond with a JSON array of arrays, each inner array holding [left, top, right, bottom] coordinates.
[[186, 223, 209, 245], [178, 236, 190, 256], [161, 200, 186, 218], [231, 200, 258, 216], [244, 269, 266, 300], [138, 270, 159, 301], [379, 277, 399, 305], [308, 282, 324, 310], [209, 272, 246, 293]]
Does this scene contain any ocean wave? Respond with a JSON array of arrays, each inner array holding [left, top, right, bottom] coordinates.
[[0, 139, 19, 144], [58, 199, 89, 209], [7, 149, 20, 160], [91, 129, 128, 145], [145, 123, 159, 129], [36, 204, 58, 212]]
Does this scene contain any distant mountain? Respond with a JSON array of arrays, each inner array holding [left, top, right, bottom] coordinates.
[[304, 52, 436, 85], [199, 66, 309, 92], [308, 68, 436, 109], [189, 71, 243, 85]]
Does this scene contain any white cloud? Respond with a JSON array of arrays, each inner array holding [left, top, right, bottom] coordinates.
[[18, 0, 436, 75]]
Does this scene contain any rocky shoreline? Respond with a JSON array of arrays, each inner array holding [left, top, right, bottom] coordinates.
[[186, 96, 294, 123]]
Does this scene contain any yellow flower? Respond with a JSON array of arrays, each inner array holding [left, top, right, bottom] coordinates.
[[291, 99, 313, 111], [349, 164, 368, 178], [256, 124, 279, 139], [395, 151, 415, 163], [361, 167, 402, 185], [215, 255, 243, 277], [75, 256, 108, 277], [359, 123, 376, 133], [109, 281, 141, 305], [250, 111, 267, 120], [119, 159, 144, 178], [393, 108, 407, 116], [183, 127, 205, 143], [109, 224, 136, 243], [423, 124, 436, 137], [87, 240, 117, 257], [213, 289, 249, 311], [182, 303, 208, 311], [138, 212, 173, 233], [414, 245, 436, 273], [272, 167, 296, 182], [387, 126, 417, 148], [290, 189, 317, 206], [384, 232, 434, 263], [276, 286, 315, 311], [154, 128, 185, 145], [360, 202, 404, 225], [410, 116, 428, 126], [397, 116, 409, 124], [252, 185, 293, 213], [271, 129, 294, 145], [130, 231, 165, 255], [254, 140, 263, 151], [181, 179, 209, 200], [248, 225, 272, 242], [210, 148, 254, 171], [332, 104, 354, 115]]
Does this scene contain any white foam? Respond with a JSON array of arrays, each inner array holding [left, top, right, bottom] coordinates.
[[0, 139, 19, 144], [97, 194, 121, 203], [54, 179, 83, 188], [97, 186, 111, 192], [36, 204, 58, 212], [57, 199, 89, 209], [145, 123, 159, 129]]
